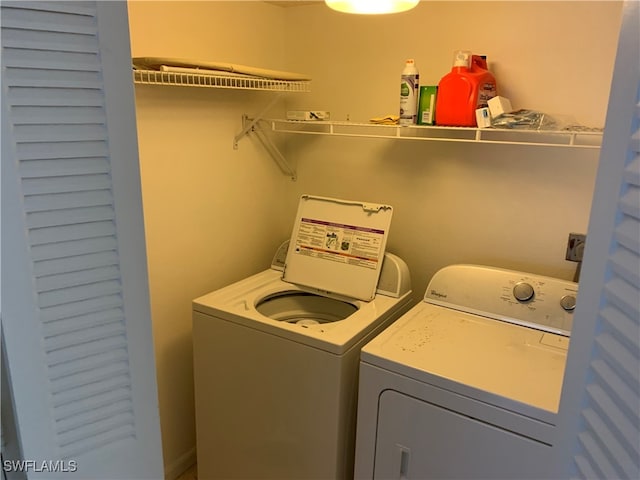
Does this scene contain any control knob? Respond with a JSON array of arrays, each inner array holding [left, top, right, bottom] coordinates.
[[513, 282, 535, 302], [560, 295, 577, 311]]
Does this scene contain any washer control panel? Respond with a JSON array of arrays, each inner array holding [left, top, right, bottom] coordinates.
[[424, 264, 578, 336]]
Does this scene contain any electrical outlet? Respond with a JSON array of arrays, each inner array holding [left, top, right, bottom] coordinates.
[[566, 233, 586, 262]]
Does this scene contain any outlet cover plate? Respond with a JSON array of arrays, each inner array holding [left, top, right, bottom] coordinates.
[[566, 233, 586, 262]]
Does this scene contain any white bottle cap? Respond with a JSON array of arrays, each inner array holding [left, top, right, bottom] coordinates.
[[453, 50, 471, 68]]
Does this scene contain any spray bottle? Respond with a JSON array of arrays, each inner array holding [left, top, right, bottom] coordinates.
[[399, 59, 419, 125]]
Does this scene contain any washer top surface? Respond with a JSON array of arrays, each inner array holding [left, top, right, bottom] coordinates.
[[193, 268, 411, 355], [361, 264, 577, 419]]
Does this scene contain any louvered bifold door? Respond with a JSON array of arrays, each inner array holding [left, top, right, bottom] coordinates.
[[552, 1, 640, 479], [1, 2, 163, 478]]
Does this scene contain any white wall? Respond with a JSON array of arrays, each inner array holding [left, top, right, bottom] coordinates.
[[284, 1, 620, 127], [127, 2, 293, 478], [127, 1, 623, 477], [282, 0, 622, 297]]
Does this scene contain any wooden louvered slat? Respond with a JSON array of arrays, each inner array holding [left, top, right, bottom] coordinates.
[[49, 361, 130, 395], [8, 87, 104, 106], [38, 280, 123, 308], [577, 431, 615, 478], [1, 33, 99, 54], [33, 250, 119, 276], [609, 246, 640, 287], [30, 237, 119, 262], [586, 383, 639, 463], [3, 11, 96, 27], [26, 205, 116, 228], [58, 412, 135, 448], [36, 265, 121, 292], [2, 49, 101, 71], [47, 347, 129, 381], [24, 190, 113, 212], [59, 423, 136, 460], [45, 334, 128, 369], [1, 1, 96, 17], [630, 130, 639, 155], [55, 399, 133, 435], [603, 277, 640, 319], [40, 295, 123, 324], [29, 221, 115, 245], [44, 321, 126, 353], [574, 451, 600, 479], [19, 157, 111, 177], [599, 306, 640, 355], [22, 174, 112, 195], [52, 386, 132, 421], [614, 217, 640, 255], [0, 20, 96, 37], [581, 408, 632, 478], [15, 140, 109, 160], [595, 332, 638, 384], [43, 310, 124, 341], [50, 371, 131, 407], [590, 358, 639, 423], [12, 106, 106, 125], [14, 123, 108, 142], [619, 185, 640, 218], [1, 14, 97, 37], [5, 69, 103, 89], [624, 155, 640, 184], [53, 370, 131, 406]]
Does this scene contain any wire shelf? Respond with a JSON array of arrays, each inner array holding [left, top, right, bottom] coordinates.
[[133, 69, 311, 92], [265, 120, 603, 149]]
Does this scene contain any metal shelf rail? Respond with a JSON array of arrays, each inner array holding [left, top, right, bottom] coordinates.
[[265, 119, 604, 149], [133, 69, 311, 92]]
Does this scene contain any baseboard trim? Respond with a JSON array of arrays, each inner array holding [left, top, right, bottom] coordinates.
[[164, 446, 196, 480]]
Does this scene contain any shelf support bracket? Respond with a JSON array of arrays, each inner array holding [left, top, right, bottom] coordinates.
[[233, 93, 283, 149], [232, 93, 295, 180], [253, 120, 296, 181], [235, 115, 296, 181]]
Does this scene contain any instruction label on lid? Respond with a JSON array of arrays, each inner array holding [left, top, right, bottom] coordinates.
[[283, 195, 393, 301], [294, 217, 385, 270]]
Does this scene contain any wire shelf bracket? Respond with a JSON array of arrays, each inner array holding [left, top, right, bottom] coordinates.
[[233, 94, 283, 149], [235, 113, 296, 181]]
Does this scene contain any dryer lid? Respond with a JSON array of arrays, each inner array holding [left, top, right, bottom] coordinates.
[[283, 195, 393, 301]]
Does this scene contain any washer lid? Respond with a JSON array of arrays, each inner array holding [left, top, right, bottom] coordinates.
[[283, 195, 393, 301]]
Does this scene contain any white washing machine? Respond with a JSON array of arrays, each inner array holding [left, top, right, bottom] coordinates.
[[354, 264, 577, 480], [193, 195, 413, 480]]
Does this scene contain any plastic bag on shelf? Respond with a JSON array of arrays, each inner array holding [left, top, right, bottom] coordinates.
[[490, 109, 556, 130], [491, 110, 603, 132]]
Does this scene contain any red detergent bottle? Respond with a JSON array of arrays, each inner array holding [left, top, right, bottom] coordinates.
[[435, 50, 497, 127]]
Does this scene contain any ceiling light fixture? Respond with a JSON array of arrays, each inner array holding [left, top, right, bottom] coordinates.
[[325, 0, 419, 15]]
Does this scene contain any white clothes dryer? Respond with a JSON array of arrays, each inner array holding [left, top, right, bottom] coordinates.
[[193, 195, 412, 480], [354, 264, 577, 480]]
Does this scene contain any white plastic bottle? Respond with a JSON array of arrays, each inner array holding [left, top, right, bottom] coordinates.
[[399, 59, 419, 125]]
